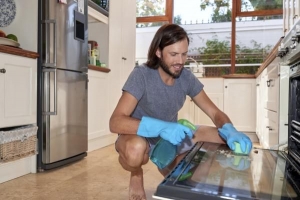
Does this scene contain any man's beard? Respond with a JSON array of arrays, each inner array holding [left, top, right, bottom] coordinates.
[[158, 56, 183, 79]]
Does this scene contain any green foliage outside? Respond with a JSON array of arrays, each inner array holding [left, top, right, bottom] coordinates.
[[189, 36, 272, 75]]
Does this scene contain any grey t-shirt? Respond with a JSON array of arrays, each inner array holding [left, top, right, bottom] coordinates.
[[122, 64, 204, 122]]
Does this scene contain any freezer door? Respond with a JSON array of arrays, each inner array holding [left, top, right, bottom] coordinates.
[[41, 0, 88, 72], [43, 69, 88, 164]]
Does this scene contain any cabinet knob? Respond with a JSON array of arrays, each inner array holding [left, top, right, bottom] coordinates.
[[122, 57, 127, 60], [0, 68, 6, 73], [225, 86, 227, 88], [266, 79, 273, 87], [266, 126, 273, 131]]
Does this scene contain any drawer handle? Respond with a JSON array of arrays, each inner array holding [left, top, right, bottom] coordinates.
[[0, 68, 6, 73]]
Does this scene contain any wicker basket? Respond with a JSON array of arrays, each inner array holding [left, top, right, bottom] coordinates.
[[0, 125, 38, 162]]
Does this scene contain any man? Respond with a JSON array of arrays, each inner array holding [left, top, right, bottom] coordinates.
[[109, 24, 252, 200]]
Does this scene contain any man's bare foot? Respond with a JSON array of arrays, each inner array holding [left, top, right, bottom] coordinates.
[[129, 169, 146, 200]]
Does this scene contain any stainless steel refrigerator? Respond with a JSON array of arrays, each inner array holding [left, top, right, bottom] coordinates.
[[37, 0, 88, 171]]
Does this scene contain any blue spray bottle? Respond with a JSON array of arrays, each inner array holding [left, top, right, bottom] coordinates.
[[150, 119, 196, 169]]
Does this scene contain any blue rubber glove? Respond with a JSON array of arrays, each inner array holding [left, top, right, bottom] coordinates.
[[218, 123, 252, 154], [137, 116, 193, 145]]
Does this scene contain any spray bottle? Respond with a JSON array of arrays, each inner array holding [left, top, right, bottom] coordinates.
[[150, 119, 196, 169]]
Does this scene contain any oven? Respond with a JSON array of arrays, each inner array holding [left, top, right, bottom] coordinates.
[[153, 21, 300, 200]]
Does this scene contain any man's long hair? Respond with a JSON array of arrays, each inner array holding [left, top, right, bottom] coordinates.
[[145, 24, 190, 69]]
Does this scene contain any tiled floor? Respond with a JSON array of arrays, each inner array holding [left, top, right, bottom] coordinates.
[[0, 144, 162, 200], [0, 137, 260, 200]]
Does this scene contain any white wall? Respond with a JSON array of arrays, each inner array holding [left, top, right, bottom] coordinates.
[[88, 22, 109, 65], [1, 0, 38, 52], [136, 19, 283, 64]]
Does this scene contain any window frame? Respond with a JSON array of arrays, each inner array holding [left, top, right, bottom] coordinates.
[[231, 0, 283, 73], [136, 0, 283, 74], [136, 0, 173, 24]]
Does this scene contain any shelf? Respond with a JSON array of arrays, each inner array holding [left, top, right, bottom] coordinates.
[[88, 65, 110, 73], [88, 1, 109, 24]]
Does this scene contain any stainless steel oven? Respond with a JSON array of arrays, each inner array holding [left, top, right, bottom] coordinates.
[[153, 21, 300, 200]]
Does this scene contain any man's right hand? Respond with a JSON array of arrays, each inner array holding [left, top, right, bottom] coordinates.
[[137, 116, 193, 145]]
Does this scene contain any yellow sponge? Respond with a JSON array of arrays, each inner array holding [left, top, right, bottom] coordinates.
[[233, 142, 250, 155]]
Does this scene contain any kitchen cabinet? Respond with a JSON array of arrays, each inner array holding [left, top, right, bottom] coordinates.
[[256, 71, 266, 143], [224, 79, 256, 132], [0, 53, 37, 128], [179, 77, 256, 133], [257, 58, 280, 149], [85, 0, 136, 150], [87, 69, 116, 152], [109, 0, 136, 88], [178, 78, 224, 126], [195, 78, 224, 126], [283, 0, 300, 34], [278, 65, 289, 149]]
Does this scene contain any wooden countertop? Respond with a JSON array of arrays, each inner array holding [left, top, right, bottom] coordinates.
[[254, 36, 283, 77], [88, 64, 111, 73], [0, 45, 39, 59], [222, 74, 256, 78]]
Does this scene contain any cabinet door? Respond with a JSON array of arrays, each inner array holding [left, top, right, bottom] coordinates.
[[224, 79, 256, 132], [120, 0, 136, 86], [265, 64, 279, 112], [194, 78, 224, 126], [256, 74, 262, 139], [109, 0, 136, 88], [261, 110, 279, 149], [0, 54, 37, 128], [279, 65, 289, 147], [178, 98, 195, 124]]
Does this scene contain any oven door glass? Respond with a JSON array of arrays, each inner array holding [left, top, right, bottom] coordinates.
[[154, 142, 300, 200]]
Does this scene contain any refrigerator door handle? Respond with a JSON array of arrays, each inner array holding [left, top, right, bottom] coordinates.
[[42, 19, 57, 68], [43, 68, 57, 115]]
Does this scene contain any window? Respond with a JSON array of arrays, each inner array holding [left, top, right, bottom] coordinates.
[[136, 0, 173, 27], [136, 0, 283, 74]]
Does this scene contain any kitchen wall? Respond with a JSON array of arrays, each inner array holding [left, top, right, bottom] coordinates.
[[88, 22, 109, 65], [1, 0, 38, 52]]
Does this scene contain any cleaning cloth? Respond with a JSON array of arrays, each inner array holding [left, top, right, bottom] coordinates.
[[233, 142, 250, 155]]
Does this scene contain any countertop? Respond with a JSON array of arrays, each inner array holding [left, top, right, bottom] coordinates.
[[254, 36, 283, 77], [0, 45, 39, 59], [88, 64, 110, 73]]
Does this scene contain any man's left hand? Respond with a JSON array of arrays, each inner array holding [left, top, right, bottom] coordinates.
[[218, 123, 252, 154]]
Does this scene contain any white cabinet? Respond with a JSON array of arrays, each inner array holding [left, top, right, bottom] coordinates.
[[86, 0, 136, 150], [224, 79, 256, 132], [257, 58, 280, 149], [278, 65, 289, 148], [265, 63, 280, 112], [87, 69, 117, 152], [0, 53, 37, 128], [179, 78, 256, 133], [109, 0, 136, 88], [194, 78, 224, 126], [283, 0, 300, 33], [178, 78, 224, 126], [178, 97, 194, 124]]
